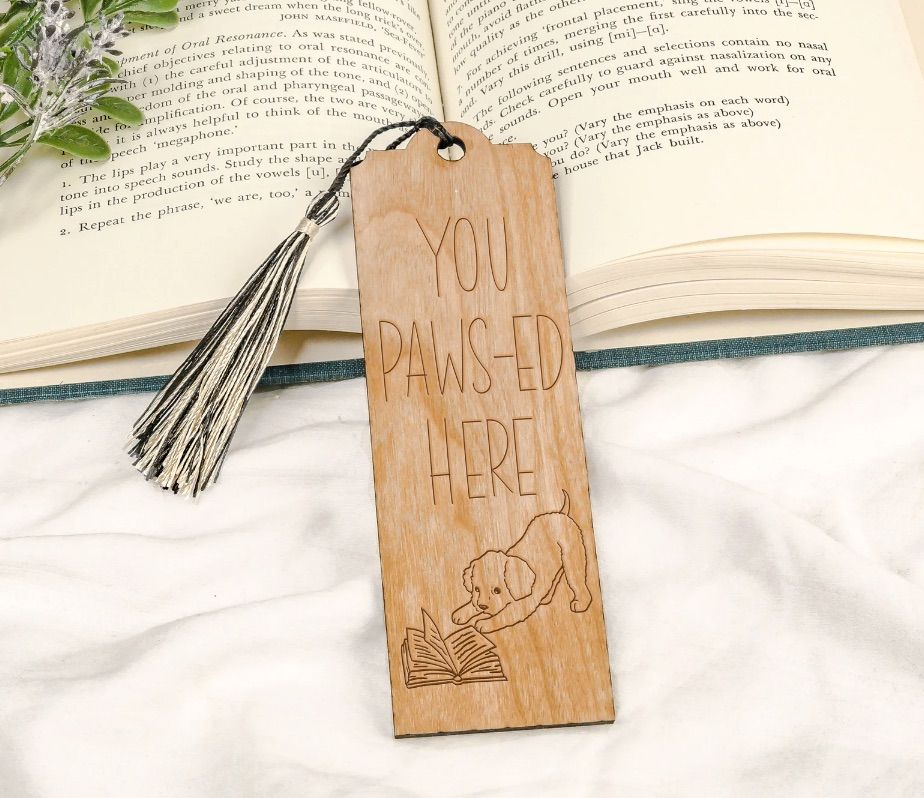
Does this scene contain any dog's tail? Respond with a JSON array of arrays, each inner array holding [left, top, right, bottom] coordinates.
[[559, 489, 571, 517]]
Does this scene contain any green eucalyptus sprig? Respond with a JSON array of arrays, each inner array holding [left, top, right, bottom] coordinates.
[[0, 0, 179, 187]]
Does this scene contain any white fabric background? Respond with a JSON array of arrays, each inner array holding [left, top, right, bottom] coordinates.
[[2, 344, 923, 797]]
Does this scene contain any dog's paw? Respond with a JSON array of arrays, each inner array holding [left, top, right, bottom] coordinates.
[[473, 617, 492, 634], [570, 592, 592, 613], [451, 607, 470, 625]]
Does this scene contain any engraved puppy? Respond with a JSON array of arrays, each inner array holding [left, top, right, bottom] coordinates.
[[451, 491, 592, 634]]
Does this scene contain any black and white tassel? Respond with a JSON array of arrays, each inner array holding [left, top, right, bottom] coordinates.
[[129, 117, 463, 496]]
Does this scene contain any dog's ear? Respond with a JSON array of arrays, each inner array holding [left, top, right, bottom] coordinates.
[[504, 555, 536, 600], [462, 562, 474, 593]]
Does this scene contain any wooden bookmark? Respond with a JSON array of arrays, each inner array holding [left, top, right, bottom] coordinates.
[[351, 122, 614, 737]]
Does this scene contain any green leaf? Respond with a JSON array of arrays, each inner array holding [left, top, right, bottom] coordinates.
[[1, 50, 18, 86], [39, 125, 111, 160], [3, 1, 34, 16], [80, 0, 104, 21], [0, 76, 25, 122], [103, 56, 120, 75], [0, 50, 31, 114], [0, 54, 21, 122], [132, 0, 179, 11], [0, 118, 29, 143], [124, 10, 179, 28], [0, 9, 28, 46], [93, 96, 143, 125], [12, 54, 32, 100]]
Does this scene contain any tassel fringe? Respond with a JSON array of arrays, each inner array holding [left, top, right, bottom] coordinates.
[[128, 117, 465, 496], [129, 221, 318, 496]]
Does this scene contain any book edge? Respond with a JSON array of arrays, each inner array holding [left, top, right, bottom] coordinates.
[[4, 321, 924, 405]]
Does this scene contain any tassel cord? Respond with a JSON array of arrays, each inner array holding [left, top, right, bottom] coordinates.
[[304, 116, 464, 228]]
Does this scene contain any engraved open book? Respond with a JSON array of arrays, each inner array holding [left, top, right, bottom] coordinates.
[[401, 610, 506, 689], [3, 0, 924, 389]]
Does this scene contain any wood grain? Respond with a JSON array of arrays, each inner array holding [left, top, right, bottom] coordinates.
[[351, 122, 614, 737]]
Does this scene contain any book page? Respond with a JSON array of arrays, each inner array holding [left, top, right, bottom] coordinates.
[[901, 0, 924, 74], [445, 627, 503, 679], [428, 0, 924, 273], [405, 628, 453, 671], [0, 0, 441, 341]]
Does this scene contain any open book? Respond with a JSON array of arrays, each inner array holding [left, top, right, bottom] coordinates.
[[401, 610, 506, 688], [3, 0, 924, 387]]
